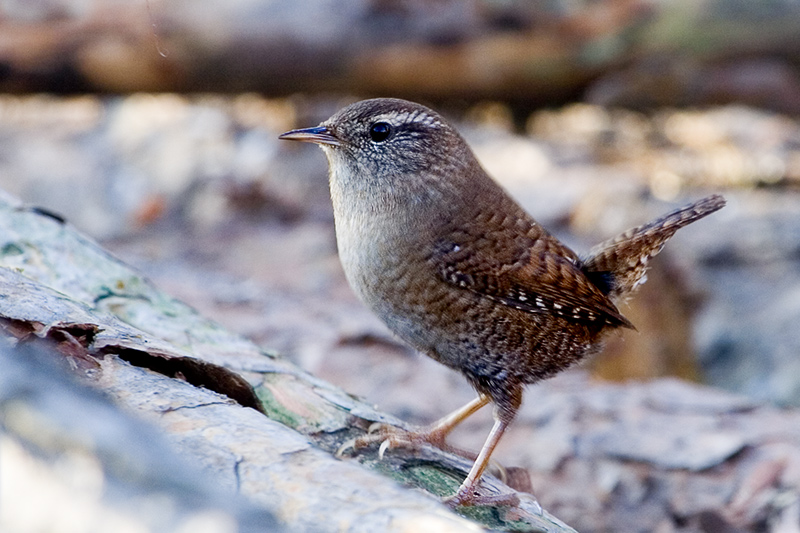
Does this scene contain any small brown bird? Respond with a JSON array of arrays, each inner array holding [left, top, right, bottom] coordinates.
[[280, 98, 725, 506]]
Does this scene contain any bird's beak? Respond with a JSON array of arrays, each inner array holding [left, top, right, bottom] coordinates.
[[279, 126, 341, 146]]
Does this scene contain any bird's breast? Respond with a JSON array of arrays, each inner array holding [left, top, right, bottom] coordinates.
[[330, 194, 452, 352]]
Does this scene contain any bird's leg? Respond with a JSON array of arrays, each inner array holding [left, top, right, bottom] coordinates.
[[407, 393, 491, 448], [445, 410, 519, 507], [337, 394, 490, 458]]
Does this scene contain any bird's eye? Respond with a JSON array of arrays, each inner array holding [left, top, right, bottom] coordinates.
[[369, 122, 393, 142]]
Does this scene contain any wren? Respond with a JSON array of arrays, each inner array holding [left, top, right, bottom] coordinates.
[[280, 98, 725, 506]]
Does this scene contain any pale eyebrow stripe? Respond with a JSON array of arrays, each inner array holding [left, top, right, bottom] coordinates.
[[376, 110, 443, 129]]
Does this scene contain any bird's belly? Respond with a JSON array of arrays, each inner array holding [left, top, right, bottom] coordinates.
[[335, 218, 606, 387], [340, 242, 444, 353], [345, 251, 602, 380]]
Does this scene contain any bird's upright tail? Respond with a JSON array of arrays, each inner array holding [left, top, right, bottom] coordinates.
[[581, 194, 726, 301]]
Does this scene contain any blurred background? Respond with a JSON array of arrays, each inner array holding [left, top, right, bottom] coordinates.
[[2, 0, 800, 529]]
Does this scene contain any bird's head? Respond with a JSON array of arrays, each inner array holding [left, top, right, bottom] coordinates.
[[280, 98, 473, 190]]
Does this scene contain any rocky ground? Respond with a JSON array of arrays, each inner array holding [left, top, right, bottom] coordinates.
[[2, 93, 800, 530]]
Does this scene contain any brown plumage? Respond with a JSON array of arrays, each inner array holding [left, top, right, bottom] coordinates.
[[582, 195, 726, 301], [280, 98, 725, 506]]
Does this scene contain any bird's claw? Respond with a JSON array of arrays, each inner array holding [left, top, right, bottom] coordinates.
[[336, 423, 426, 460], [336, 423, 403, 458], [335, 437, 358, 458], [366, 421, 384, 434], [443, 487, 520, 508], [378, 438, 392, 459]]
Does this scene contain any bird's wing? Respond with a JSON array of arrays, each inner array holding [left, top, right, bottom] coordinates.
[[431, 230, 633, 329]]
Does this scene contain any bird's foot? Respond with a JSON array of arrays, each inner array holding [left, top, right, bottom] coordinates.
[[336, 421, 454, 459], [336, 421, 520, 509], [443, 484, 520, 508]]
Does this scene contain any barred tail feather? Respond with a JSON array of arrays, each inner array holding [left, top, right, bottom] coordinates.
[[582, 195, 726, 301]]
